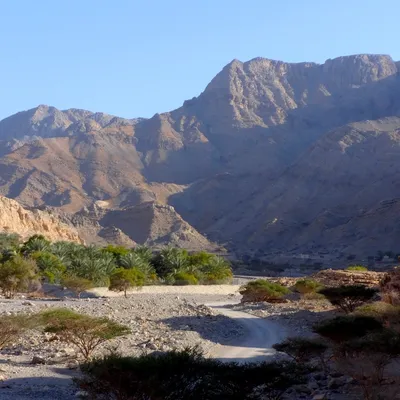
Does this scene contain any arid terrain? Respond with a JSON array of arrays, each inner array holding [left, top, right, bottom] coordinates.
[[1, 54, 400, 256]]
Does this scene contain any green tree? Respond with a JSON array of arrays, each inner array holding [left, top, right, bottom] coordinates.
[[173, 271, 198, 285], [119, 252, 154, 277], [109, 267, 145, 297], [153, 247, 189, 279], [37, 308, 130, 360], [319, 285, 377, 313], [32, 251, 66, 283], [0, 256, 38, 298], [199, 256, 233, 284], [62, 275, 93, 298], [21, 235, 51, 255]]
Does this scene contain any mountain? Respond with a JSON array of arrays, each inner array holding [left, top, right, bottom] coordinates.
[[0, 196, 82, 243], [1, 54, 400, 256]]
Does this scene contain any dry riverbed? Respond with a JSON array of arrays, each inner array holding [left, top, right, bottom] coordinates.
[[0, 288, 244, 399]]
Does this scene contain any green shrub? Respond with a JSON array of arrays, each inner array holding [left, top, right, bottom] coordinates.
[[21, 235, 51, 255], [0, 233, 20, 252], [319, 285, 377, 313], [0, 256, 38, 298], [109, 267, 145, 297], [313, 315, 383, 343], [37, 308, 130, 360], [62, 275, 93, 298], [199, 256, 233, 284], [273, 337, 328, 363], [346, 265, 368, 272], [294, 279, 323, 295], [239, 280, 290, 303], [77, 348, 309, 400], [173, 272, 198, 285], [355, 302, 400, 331]]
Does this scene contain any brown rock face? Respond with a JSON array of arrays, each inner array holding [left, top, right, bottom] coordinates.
[[1, 54, 400, 253], [0, 196, 82, 243]]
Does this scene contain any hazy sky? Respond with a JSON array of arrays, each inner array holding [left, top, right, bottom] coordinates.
[[1, 0, 399, 120]]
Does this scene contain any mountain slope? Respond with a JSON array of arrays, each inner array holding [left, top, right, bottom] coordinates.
[[1, 54, 400, 254]]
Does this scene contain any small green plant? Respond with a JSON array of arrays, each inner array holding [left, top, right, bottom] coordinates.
[[62, 275, 93, 298], [109, 267, 144, 297], [37, 308, 130, 360], [313, 315, 383, 343], [32, 251, 66, 283], [239, 279, 290, 303], [294, 279, 323, 295], [319, 285, 377, 313], [0, 256, 38, 298], [173, 272, 198, 285], [346, 265, 368, 272]]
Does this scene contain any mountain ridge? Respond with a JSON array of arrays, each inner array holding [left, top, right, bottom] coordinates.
[[1, 53, 400, 256]]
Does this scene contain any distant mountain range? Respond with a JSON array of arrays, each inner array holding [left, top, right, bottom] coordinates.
[[1, 54, 400, 256]]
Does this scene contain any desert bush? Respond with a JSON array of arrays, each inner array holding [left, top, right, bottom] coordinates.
[[293, 279, 323, 295], [62, 275, 93, 298], [273, 337, 328, 364], [37, 308, 130, 360], [0, 314, 31, 350], [77, 348, 309, 400], [336, 330, 400, 399], [109, 267, 145, 297], [173, 272, 198, 285], [313, 315, 383, 343], [380, 268, 400, 305], [0, 256, 38, 298], [355, 302, 400, 332], [346, 265, 368, 272], [319, 285, 377, 313], [239, 280, 290, 303]]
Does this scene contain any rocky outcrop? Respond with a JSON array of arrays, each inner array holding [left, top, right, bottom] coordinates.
[[0, 196, 82, 243], [311, 269, 384, 287]]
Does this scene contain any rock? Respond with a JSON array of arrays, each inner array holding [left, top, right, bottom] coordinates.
[[31, 355, 46, 365], [328, 376, 348, 389], [67, 360, 80, 370], [0, 375, 6, 381], [75, 390, 89, 398], [22, 301, 34, 306], [312, 394, 328, 400]]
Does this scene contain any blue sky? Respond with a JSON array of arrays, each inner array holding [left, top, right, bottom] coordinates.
[[1, 0, 399, 120]]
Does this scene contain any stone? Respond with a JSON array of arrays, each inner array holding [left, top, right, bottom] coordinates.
[[312, 395, 327, 400], [31, 356, 46, 365], [22, 301, 34, 306]]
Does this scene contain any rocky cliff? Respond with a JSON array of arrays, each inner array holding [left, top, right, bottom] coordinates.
[[1, 54, 400, 254], [0, 196, 82, 243]]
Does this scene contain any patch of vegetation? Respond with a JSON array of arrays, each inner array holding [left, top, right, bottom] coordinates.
[[0, 255, 38, 298], [0, 314, 31, 350], [313, 315, 384, 343], [293, 279, 324, 295], [346, 265, 368, 272], [62, 275, 93, 298], [319, 285, 377, 313], [77, 348, 309, 400], [109, 267, 145, 297], [239, 279, 290, 303], [36, 308, 130, 360], [173, 272, 198, 285]]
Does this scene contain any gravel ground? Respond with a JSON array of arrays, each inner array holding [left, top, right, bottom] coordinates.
[[0, 289, 244, 399]]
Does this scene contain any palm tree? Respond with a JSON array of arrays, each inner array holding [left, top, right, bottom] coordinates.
[[21, 235, 51, 255], [119, 252, 155, 278]]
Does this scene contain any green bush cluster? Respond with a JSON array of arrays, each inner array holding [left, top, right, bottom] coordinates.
[[346, 265, 368, 272], [239, 279, 290, 302], [0, 234, 233, 297]]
